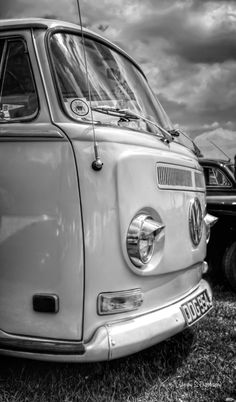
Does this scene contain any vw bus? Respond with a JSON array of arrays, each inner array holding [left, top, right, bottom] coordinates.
[[0, 18, 213, 361]]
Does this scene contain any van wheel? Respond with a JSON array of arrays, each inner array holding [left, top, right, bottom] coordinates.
[[223, 241, 236, 292]]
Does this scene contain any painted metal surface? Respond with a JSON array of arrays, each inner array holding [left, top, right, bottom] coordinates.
[[0, 20, 212, 360], [0, 279, 212, 362], [0, 138, 84, 339]]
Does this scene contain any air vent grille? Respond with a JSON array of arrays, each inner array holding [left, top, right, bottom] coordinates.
[[156, 164, 205, 191], [157, 166, 192, 188], [195, 171, 206, 189]]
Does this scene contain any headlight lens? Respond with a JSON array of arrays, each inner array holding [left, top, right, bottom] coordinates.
[[139, 234, 155, 263], [127, 214, 165, 267]]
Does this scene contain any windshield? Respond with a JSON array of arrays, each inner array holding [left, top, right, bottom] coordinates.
[[49, 32, 172, 135]]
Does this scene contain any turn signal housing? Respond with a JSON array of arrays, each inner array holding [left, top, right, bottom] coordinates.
[[204, 213, 218, 243]]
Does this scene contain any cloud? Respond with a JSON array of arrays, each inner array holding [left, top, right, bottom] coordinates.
[[183, 62, 236, 114], [117, 1, 236, 64], [0, 0, 77, 21], [0, 0, 26, 18], [195, 127, 236, 159]]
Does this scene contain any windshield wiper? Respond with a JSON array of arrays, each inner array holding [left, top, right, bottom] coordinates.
[[169, 128, 202, 157], [91, 105, 172, 143], [91, 105, 139, 120]]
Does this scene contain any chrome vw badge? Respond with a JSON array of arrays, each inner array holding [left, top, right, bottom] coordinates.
[[189, 198, 203, 246]]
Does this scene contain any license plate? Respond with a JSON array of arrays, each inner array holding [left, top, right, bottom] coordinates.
[[181, 289, 213, 326]]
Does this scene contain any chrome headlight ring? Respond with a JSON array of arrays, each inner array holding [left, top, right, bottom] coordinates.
[[127, 214, 165, 268]]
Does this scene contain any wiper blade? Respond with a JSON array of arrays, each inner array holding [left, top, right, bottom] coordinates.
[[91, 105, 139, 120], [91, 105, 172, 143], [120, 109, 172, 143], [168, 128, 180, 137], [170, 128, 203, 157]]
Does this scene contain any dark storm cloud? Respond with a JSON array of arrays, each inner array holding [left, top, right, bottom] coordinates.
[[157, 94, 188, 125], [121, 4, 236, 64], [0, 0, 77, 22], [79, 0, 120, 25], [158, 92, 236, 136], [0, 0, 27, 18], [166, 27, 236, 64], [194, 0, 236, 4]]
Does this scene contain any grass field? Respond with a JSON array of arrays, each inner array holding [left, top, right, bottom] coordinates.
[[0, 279, 235, 402]]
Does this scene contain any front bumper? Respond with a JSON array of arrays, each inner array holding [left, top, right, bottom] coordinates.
[[0, 279, 212, 362]]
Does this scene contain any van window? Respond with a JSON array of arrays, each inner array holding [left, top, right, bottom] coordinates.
[[0, 39, 38, 122], [204, 166, 232, 187]]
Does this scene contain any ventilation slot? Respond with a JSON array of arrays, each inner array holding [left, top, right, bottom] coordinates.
[[194, 171, 205, 190], [157, 165, 193, 189]]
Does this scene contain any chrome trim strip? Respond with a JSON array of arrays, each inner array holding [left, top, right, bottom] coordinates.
[[31, 30, 55, 121], [0, 22, 48, 31], [0, 335, 85, 355], [207, 195, 236, 204], [0, 126, 64, 139], [0, 137, 66, 142]]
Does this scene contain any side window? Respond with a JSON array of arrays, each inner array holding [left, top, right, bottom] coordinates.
[[0, 38, 38, 122], [204, 166, 232, 187]]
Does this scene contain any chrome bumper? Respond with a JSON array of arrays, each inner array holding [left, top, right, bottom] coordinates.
[[0, 279, 212, 362]]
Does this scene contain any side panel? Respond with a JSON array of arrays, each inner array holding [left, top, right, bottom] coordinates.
[[0, 138, 84, 340]]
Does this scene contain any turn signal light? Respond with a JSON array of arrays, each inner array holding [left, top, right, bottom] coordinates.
[[97, 289, 144, 315]]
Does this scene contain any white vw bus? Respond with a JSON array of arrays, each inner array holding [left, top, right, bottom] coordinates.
[[0, 18, 213, 361]]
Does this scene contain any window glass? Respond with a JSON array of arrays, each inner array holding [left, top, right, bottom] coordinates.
[[50, 33, 173, 135], [0, 40, 4, 62], [204, 167, 232, 187], [0, 39, 38, 122]]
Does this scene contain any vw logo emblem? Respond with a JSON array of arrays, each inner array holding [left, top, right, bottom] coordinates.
[[189, 198, 203, 246]]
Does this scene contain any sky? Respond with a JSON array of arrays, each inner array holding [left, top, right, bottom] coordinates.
[[0, 0, 236, 159]]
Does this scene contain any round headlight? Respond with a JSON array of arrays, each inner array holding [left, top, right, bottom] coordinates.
[[127, 214, 165, 267]]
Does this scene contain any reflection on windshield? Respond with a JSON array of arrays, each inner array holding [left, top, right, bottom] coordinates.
[[50, 33, 172, 134]]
